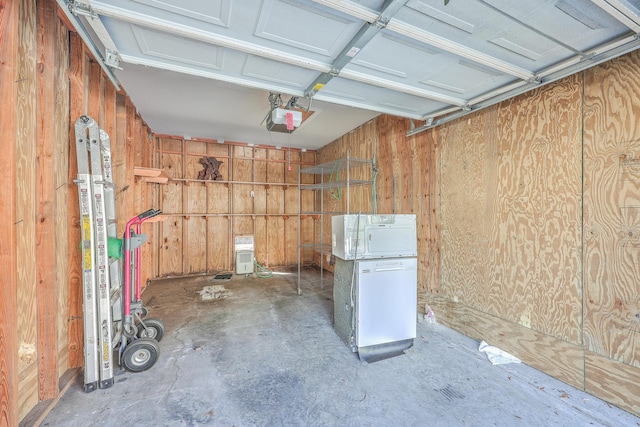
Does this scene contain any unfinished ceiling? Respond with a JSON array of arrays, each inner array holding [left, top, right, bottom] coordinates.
[[60, 0, 640, 150]]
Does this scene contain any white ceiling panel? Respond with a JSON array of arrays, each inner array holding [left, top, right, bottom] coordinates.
[[242, 56, 316, 89], [132, 26, 225, 70], [132, 0, 232, 27], [60, 0, 640, 148], [255, 0, 361, 56]]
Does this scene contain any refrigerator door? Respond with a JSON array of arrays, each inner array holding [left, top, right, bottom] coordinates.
[[355, 258, 417, 348]]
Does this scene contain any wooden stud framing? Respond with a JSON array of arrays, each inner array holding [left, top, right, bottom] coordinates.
[[17, 0, 39, 417], [54, 8, 70, 380], [66, 31, 85, 370], [0, 0, 20, 424], [35, 0, 58, 400]]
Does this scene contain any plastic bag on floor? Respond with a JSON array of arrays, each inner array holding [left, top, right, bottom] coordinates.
[[478, 341, 521, 365], [424, 304, 437, 324]]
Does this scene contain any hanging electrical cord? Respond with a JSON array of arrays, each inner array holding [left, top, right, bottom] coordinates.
[[349, 213, 362, 343], [371, 155, 379, 213], [329, 162, 342, 200], [254, 258, 273, 278]]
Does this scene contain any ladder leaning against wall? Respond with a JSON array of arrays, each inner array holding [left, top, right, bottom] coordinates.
[[74, 115, 120, 391]]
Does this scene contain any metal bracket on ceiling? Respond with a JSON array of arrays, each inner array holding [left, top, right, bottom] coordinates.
[[373, 15, 390, 29], [104, 48, 122, 69], [580, 52, 597, 62], [57, 0, 120, 89], [527, 76, 542, 85], [68, 0, 97, 19]]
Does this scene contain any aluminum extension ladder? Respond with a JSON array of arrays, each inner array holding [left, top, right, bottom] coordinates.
[[74, 115, 121, 392]]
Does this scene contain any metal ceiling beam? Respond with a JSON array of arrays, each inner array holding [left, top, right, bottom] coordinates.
[[338, 68, 465, 106], [407, 34, 640, 136], [313, 0, 535, 81], [590, 0, 640, 32], [304, 0, 408, 98]]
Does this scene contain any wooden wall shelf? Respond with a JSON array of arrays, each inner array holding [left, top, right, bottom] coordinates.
[[134, 166, 170, 184]]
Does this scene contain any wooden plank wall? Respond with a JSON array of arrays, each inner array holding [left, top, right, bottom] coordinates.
[[316, 117, 440, 288], [156, 137, 315, 276], [0, 1, 157, 422], [318, 51, 640, 416]]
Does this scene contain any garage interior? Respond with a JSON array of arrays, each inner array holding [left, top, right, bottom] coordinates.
[[4, 0, 640, 424]]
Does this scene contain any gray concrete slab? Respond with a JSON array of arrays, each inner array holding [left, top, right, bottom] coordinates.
[[43, 268, 640, 426]]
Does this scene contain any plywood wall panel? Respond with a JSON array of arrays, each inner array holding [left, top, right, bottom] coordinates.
[[255, 216, 267, 264], [585, 350, 640, 415], [439, 112, 497, 316], [186, 215, 208, 274], [494, 78, 582, 344], [234, 185, 254, 215], [233, 217, 254, 237], [439, 78, 582, 345], [207, 142, 229, 157], [208, 184, 230, 214], [233, 146, 253, 181], [186, 185, 208, 274], [583, 50, 640, 369], [267, 217, 285, 266], [160, 152, 183, 275], [207, 217, 230, 272], [254, 188, 267, 216]]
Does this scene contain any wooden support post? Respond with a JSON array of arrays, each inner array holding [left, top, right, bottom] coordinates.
[[54, 10, 70, 379], [66, 31, 84, 369], [35, 0, 58, 400], [0, 0, 20, 424]]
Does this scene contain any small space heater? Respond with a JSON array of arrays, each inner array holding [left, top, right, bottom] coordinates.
[[234, 235, 254, 275]]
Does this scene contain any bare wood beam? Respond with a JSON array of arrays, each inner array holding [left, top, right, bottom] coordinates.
[[36, 0, 59, 400], [0, 0, 20, 424]]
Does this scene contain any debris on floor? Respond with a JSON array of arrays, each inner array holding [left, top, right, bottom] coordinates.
[[478, 340, 521, 365], [199, 285, 228, 301]]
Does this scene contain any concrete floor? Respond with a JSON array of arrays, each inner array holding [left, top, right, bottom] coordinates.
[[43, 268, 640, 427]]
